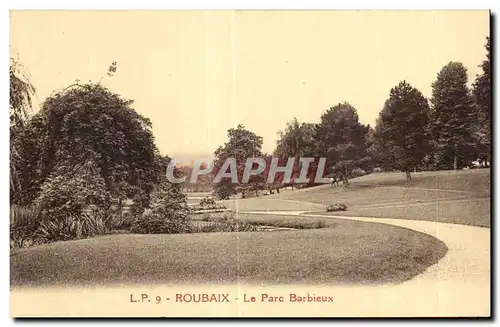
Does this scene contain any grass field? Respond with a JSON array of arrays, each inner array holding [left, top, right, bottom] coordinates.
[[11, 216, 447, 288], [270, 169, 491, 227], [13, 169, 486, 288]]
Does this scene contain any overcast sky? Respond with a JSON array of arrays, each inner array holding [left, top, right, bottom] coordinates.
[[10, 10, 490, 157]]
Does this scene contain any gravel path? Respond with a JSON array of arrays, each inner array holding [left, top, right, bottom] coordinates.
[[242, 210, 490, 317]]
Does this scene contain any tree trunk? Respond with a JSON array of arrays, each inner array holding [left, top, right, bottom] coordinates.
[[453, 145, 458, 170], [406, 169, 412, 182], [344, 164, 349, 188]]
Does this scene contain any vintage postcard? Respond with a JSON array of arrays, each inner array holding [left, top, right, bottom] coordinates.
[[9, 10, 491, 318]]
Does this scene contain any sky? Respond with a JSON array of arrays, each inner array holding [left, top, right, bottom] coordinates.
[[10, 10, 490, 157]]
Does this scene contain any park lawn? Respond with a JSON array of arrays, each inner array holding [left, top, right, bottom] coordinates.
[[220, 197, 325, 212], [349, 169, 490, 195], [308, 198, 491, 228], [273, 169, 489, 205], [267, 169, 490, 227], [232, 213, 329, 229], [11, 217, 447, 288]]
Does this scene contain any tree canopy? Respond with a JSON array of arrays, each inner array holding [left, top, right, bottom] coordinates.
[[315, 102, 370, 183], [430, 61, 475, 170], [12, 83, 159, 209], [213, 124, 264, 199], [472, 37, 491, 166], [374, 81, 430, 180]]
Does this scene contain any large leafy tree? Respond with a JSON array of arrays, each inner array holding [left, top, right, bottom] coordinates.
[[10, 114, 50, 204], [10, 57, 35, 128], [472, 37, 491, 166], [10, 57, 36, 199], [315, 102, 369, 185], [274, 118, 316, 159], [274, 118, 317, 187], [15, 82, 159, 210], [430, 62, 476, 170], [213, 124, 263, 199], [374, 81, 430, 181]]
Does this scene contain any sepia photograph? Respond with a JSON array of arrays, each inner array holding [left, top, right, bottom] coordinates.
[[9, 10, 491, 318]]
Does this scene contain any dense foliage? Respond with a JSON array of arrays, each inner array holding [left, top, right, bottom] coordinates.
[[10, 36, 492, 248], [374, 81, 430, 180], [131, 181, 191, 234], [429, 62, 476, 170], [212, 124, 264, 199]]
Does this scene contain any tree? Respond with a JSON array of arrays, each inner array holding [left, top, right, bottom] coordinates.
[[16, 82, 159, 212], [363, 125, 378, 173], [430, 62, 475, 170], [130, 178, 191, 234], [274, 118, 317, 188], [10, 114, 51, 205], [10, 57, 35, 128], [472, 37, 491, 166], [314, 102, 369, 186], [212, 124, 263, 199], [36, 160, 111, 220], [275, 118, 316, 159], [374, 81, 430, 181], [10, 57, 36, 199]]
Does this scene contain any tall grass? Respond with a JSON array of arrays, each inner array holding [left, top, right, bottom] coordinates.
[[10, 205, 137, 249], [189, 219, 258, 233], [10, 204, 41, 249], [35, 212, 108, 244]]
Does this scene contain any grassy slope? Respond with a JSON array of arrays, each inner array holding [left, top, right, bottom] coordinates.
[[273, 169, 491, 227], [11, 216, 447, 288]]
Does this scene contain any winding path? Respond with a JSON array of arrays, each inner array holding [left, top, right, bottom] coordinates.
[[240, 209, 490, 317]]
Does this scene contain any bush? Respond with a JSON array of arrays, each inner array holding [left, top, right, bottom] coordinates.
[[35, 212, 108, 244], [351, 168, 367, 178], [10, 204, 42, 249], [191, 203, 228, 214], [190, 219, 258, 233], [10, 204, 120, 248], [313, 219, 325, 229], [246, 217, 327, 229], [195, 211, 234, 222], [36, 161, 111, 221], [199, 196, 216, 207], [130, 182, 191, 234], [326, 204, 347, 212], [101, 208, 135, 231]]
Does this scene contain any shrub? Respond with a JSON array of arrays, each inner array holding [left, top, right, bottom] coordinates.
[[246, 218, 326, 229], [199, 196, 216, 207], [313, 219, 325, 229], [131, 182, 191, 234], [351, 168, 367, 178], [191, 197, 228, 214], [201, 213, 211, 222], [191, 204, 228, 214], [36, 161, 111, 221], [190, 219, 258, 233], [10, 204, 42, 249], [326, 204, 347, 212], [195, 211, 234, 222], [11, 204, 115, 248], [34, 211, 108, 244], [101, 208, 135, 231], [213, 183, 233, 200]]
